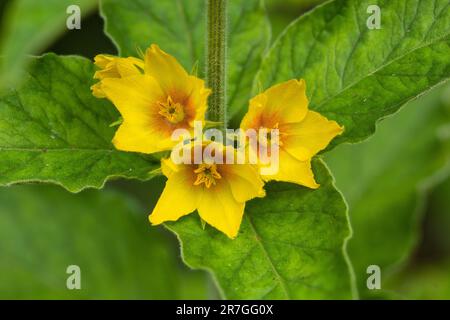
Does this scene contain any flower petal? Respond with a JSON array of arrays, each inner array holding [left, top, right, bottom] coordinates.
[[149, 169, 197, 225], [115, 57, 144, 77], [161, 157, 181, 178], [221, 163, 265, 202], [240, 95, 265, 130], [257, 79, 309, 127], [144, 44, 189, 94], [282, 111, 344, 161], [94, 56, 143, 80], [261, 148, 319, 189], [112, 121, 172, 154], [90, 82, 106, 98], [100, 75, 164, 123], [197, 181, 245, 239], [93, 54, 114, 69], [186, 76, 211, 125]]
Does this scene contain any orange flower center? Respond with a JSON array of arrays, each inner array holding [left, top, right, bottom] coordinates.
[[193, 164, 222, 188], [158, 96, 185, 124]]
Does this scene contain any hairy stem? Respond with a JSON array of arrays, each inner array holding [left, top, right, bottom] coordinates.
[[206, 0, 227, 129]]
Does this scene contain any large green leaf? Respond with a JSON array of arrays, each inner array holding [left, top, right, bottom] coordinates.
[[0, 0, 98, 90], [0, 185, 207, 299], [257, 0, 450, 145], [325, 84, 450, 297], [0, 54, 159, 192], [100, 0, 270, 121], [167, 159, 355, 299]]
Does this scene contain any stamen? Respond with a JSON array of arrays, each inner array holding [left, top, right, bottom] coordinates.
[[158, 96, 185, 124], [193, 164, 222, 188]]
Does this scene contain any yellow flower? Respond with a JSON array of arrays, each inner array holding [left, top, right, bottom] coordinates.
[[241, 79, 343, 188], [149, 142, 265, 239], [91, 54, 144, 98], [92, 45, 211, 154]]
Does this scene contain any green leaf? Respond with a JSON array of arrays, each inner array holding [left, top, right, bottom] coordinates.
[[100, 0, 270, 121], [0, 0, 98, 90], [167, 159, 355, 299], [256, 0, 450, 145], [0, 185, 207, 299], [0, 54, 159, 192], [325, 84, 450, 297]]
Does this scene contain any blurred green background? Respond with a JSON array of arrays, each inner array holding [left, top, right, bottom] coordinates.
[[0, 0, 449, 299]]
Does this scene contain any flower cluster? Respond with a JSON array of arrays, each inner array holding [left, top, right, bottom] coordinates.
[[92, 44, 343, 238]]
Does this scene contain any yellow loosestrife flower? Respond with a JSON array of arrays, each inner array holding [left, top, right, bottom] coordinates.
[[149, 142, 266, 239], [92, 45, 211, 154], [241, 79, 343, 188]]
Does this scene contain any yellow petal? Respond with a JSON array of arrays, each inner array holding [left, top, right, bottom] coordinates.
[[261, 148, 319, 189], [90, 83, 106, 98], [149, 169, 197, 225], [161, 157, 181, 178], [197, 181, 245, 239], [112, 121, 169, 154], [144, 44, 189, 93], [240, 95, 265, 130], [94, 56, 143, 80], [115, 57, 144, 77], [221, 163, 265, 202], [248, 79, 309, 129], [94, 54, 114, 69], [282, 111, 344, 161], [187, 76, 211, 124], [100, 75, 163, 123]]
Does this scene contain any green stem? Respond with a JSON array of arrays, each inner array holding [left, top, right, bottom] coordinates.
[[206, 0, 227, 130]]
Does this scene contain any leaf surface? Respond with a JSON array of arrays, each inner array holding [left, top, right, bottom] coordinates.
[[256, 0, 450, 145], [0, 54, 159, 192]]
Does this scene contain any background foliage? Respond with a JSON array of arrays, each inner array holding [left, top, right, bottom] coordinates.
[[0, 0, 449, 299]]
